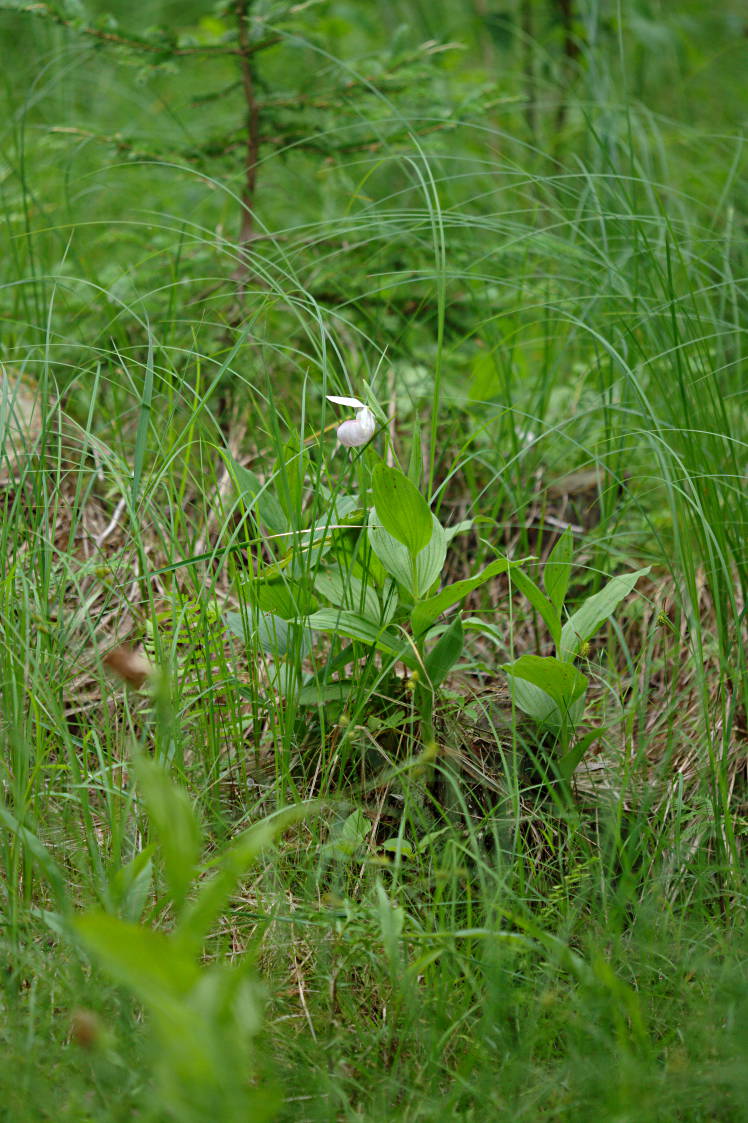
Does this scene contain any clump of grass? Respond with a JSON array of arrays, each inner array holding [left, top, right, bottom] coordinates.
[[0, 2, 746, 1120]]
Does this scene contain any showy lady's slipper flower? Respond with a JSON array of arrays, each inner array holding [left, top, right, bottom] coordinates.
[[327, 394, 376, 448]]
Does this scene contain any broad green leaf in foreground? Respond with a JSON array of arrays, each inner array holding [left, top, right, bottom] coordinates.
[[509, 567, 562, 650], [226, 609, 294, 659], [297, 681, 354, 706], [371, 463, 433, 555], [306, 608, 412, 664], [557, 727, 603, 781], [503, 654, 588, 708], [411, 555, 523, 636], [254, 578, 312, 620], [544, 527, 574, 614], [369, 509, 446, 597], [314, 571, 381, 624], [503, 654, 588, 727], [424, 613, 464, 687], [74, 913, 200, 1000], [560, 567, 651, 661], [134, 756, 203, 913]]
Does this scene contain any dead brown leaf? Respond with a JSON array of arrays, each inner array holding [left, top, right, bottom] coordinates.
[[103, 645, 153, 688]]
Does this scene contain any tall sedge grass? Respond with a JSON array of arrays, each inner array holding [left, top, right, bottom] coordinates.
[[0, 2, 746, 1119]]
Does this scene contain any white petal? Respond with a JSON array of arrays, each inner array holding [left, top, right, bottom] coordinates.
[[327, 394, 365, 409], [337, 407, 376, 447], [355, 406, 376, 440], [336, 420, 367, 447]]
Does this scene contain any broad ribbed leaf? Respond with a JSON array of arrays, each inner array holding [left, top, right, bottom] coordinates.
[[411, 556, 521, 636], [371, 464, 433, 555], [254, 579, 311, 620], [315, 571, 381, 624], [226, 610, 292, 658], [297, 682, 354, 706], [544, 528, 574, 614], [307, 608, 411, 663], [506, 677, 562, 725], [510, 567, 562, 650], [557, 728, 602, 781], [503, 654, 588, 728], [560, 567, 650, 661], [369, 510, 446, 597], [503, 654, 588, 708], [424, 614, 464, 687]]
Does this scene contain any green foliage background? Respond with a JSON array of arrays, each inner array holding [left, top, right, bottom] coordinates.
[[0, 2, 747, 1121]]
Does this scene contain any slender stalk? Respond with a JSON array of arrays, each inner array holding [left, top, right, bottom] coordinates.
[[520, 0, 536, 140], [234, 0, 261, 283], [554, 0, 580, 134]]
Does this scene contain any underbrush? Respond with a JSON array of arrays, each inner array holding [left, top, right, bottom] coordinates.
[[0, 1, 746, 1120]]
